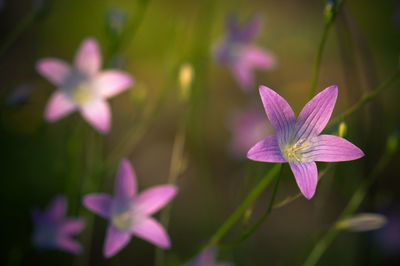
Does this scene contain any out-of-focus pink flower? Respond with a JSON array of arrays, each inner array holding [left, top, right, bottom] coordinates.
[[6, 83, 34, 107], [185, 247, 233, 266], [214, 15, 275, 91], [36, 37, 134, 134], [228, 107, 272, 159], [82, 159, 178, 258], [32, 196, 85, 254]]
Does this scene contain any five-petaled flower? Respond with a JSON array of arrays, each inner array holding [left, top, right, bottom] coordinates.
[[215, 15, 275, 91], [36, 37, 134, 134], [185, 246, 233, 266], [31, 196, 85, 254], [82, 159, 178, 258], [247, 85, 364, 199]]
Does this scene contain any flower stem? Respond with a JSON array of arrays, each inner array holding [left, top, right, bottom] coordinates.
[[303, 146, 394, 266], [220, 164, 283, 248], [308, 21, 332, 99], [185, 164, 282, 262], [328, 69, 400, 127]]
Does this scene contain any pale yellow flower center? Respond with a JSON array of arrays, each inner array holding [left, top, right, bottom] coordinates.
[[281, 138, 312, 163]]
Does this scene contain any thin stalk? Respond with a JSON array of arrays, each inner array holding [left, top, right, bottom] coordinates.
[[185, 164, 282, 262], [221, 165, 283, 248], [154, 121, 187, 266], [309, 21, 332, 99], [303, 148, 394, 266], [328, 69, 400, 127]]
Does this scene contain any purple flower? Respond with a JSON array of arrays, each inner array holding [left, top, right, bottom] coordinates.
[[32, 196, 85, 254], [36, 37, 134, 134], [185, 247, 233, 266], [82, 159, 178, 258], [247, 85, 364, 199], [373, 210, 400, 254], [215, 15, 275, 91], [6, 83, 34, 107], [228, 107, 272, 159]]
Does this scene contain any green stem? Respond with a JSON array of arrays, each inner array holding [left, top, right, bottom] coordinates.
[[309, 21, 332, 99], [303, 149, 393, 266], [221, 165, 283, 248], [185, 164, 282, 262], [328, 69, 400, 127]]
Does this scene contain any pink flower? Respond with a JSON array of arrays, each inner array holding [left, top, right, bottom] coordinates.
[[82, 159, 178, 258], [215, 15, 275, 91], [32, 196, 85, 254], [36, 37, 134, 134]]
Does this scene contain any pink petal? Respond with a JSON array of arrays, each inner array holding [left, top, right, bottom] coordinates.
[[103, 225, 131, 258], [294, 85, 338, 140], [57, 236, 83, 254], [259, 86, 296, 144], [61, 219, 85, 235], [135, 185, 178, 215], [247, 134, 287, 162], [44, 91, 76, 122], [80, 100, 111, 134], [232, 63, 253, 91], [46, 196, 67, 221], [241, 45, 275, 70], [289, 162, 318, 200], [82, 193, 113, 219], [131, 218, 170, 248], [95, 70, 134, 98], [74, 38, 102, 75], [114, 159, 137, 201], [311, 135, 364, 162], [36, 58, 71, 86]]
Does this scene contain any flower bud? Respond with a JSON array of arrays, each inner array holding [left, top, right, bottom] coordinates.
[[338, 122, 347, 138], [178, 63, 194, 101], [336, 213, 387, 232]]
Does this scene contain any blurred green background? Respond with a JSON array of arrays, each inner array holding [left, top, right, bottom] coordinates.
[[1, 0, 400, 265]]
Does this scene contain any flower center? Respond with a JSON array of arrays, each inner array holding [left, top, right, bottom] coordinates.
[[112, 211, 133, 231], [111, 200, 144, 231], [281, 138, 313, 163], [69, 82, 94, 105]]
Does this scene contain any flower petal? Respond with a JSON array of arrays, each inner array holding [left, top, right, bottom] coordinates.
[[80, 100, 111, 134], [293, 85, 338, 141], [232, 62, 253, 91], [131, 218, 170, 248], [135, 185, 178, 215], [57, 237, 83, 254], [36, 58, 71, 86], [61, 219, 85, 235], [289, 162, 318, 200], [74, 38, 102, 75], [94, 70, 134, 98], [46, 195, 67, 221], [114, 159, 137, 201], [241, 45, 275, 70], [82, 193, 112, 219], [311, 135, 364, 162], [259, 86, 296, 143], [44, 91, 76, 122], [247, 134, 287, 162], [103, 225, 131, 258]]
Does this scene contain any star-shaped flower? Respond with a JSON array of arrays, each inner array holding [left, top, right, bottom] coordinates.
[[215, 15, 275, 91], [36, 37, 134, 134], [82, 159, 178, 258], [185, 247, 233, 266], [32, 196, 85, 254], [247, 85, 364, 199]]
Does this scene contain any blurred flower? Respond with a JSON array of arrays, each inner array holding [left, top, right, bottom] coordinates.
[[214, 14, 275, 91], [0, 0, 4, 11], [247, 86, 364, 199], [373, 210, 400, 254], [31, 196, 85, 254], [82, 159, 178, 258], [36, 37, 134, 134], [185, 247, 233, 266], [107, 8, 127, 36], [228, 107, 272, 159], [6, 83, 34, 107], [178, 62, 194, 101], [337, 213, 387, 232]]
